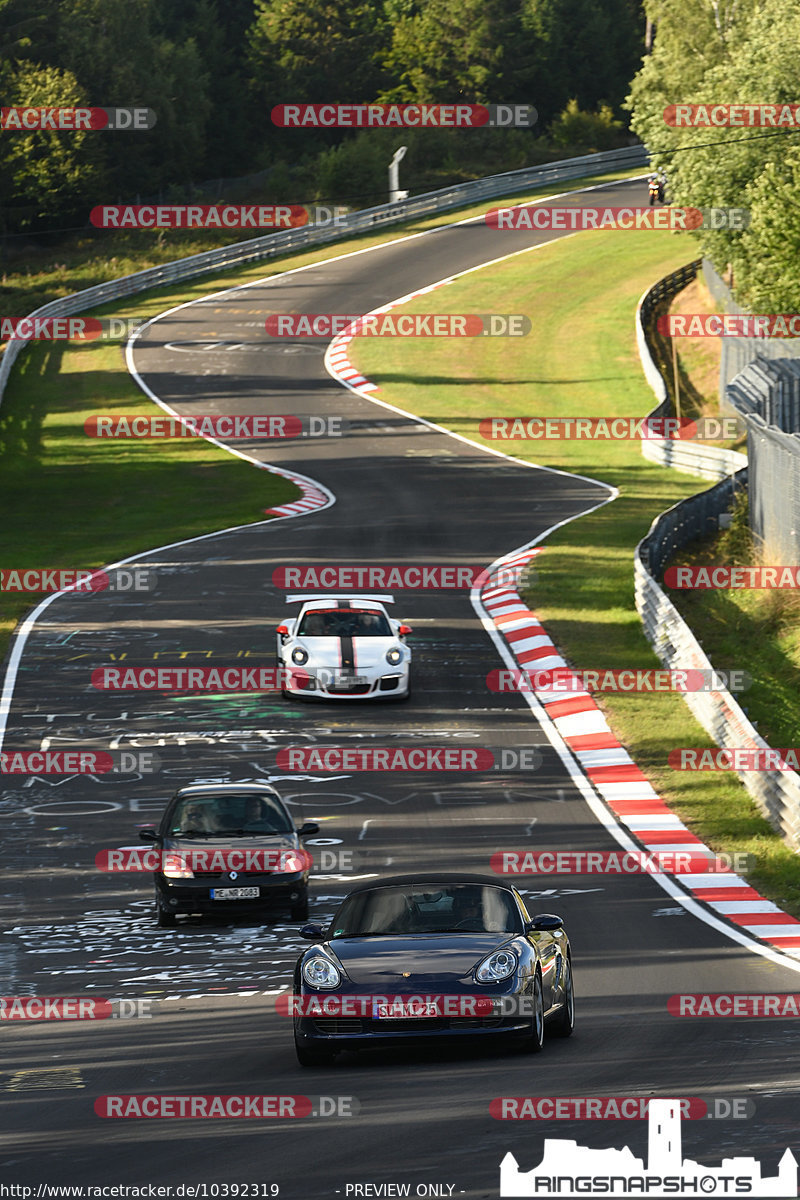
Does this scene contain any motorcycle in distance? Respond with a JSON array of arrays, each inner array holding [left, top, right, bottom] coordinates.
[[648, 174, 666, 206]]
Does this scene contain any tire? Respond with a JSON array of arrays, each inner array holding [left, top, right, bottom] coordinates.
[[156, 900, 176, 928], [550, 956, 574, 1037], [520, 972, 544, 1053], [295, 1040, 336, 1067]]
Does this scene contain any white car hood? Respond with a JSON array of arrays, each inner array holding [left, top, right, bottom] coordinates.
[[298, 635, 399, 670]]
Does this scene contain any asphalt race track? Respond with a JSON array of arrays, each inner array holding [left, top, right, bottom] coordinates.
[[2, 179, 799, 1197]]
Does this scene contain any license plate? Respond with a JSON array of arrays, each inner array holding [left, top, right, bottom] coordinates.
[[210, 887, 260, 900], [335, 673, 369, 687], [374, 1001, 440, 1019]]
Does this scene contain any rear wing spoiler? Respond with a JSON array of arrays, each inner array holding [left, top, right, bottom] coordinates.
[[284, 593, 394, 605]]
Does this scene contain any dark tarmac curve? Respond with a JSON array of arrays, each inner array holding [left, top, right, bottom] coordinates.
[[1, 179, 799, 1197]]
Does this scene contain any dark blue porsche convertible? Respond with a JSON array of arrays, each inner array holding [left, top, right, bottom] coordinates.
[[291, 873, 574, 1065]]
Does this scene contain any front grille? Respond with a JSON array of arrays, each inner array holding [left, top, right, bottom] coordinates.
[[326, 684, 371, 695], [312, 1019, 364, 1034], [378, 677, 400, 691]]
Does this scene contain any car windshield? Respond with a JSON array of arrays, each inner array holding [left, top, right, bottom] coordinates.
[[330, 885, 522, 937], [170, 793, 293, 836], [297, 609, 391, 638]]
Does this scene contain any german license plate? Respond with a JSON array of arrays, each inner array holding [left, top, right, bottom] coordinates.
[[335, 672, 369, 687], [374, 1000, 440, 1019], [210, 887, 260, 900]]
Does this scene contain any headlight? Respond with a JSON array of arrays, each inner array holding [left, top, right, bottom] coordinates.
[[163, 853, 193, 879], [292, 646, 309, 665], [475, 948, 518, 983], [302, 956, 341, 989], [385, 646, 403, 665], [274, 849, 313, 874]]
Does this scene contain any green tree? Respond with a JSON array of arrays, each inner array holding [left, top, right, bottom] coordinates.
[[0, 59, 103, 232], [628, 0, 800, 310]]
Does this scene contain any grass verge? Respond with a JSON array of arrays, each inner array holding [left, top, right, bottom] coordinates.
[[348, 226, 800, 918], [0, 166, 646, 667]]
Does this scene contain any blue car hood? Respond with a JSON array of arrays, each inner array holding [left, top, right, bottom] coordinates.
[[327, 933, 513, 986]]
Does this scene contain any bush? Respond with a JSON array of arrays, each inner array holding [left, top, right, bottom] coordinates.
[[548, 99, 625, 152]]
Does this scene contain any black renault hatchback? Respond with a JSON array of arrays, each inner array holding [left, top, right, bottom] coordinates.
[[139, 782, 319, 926]]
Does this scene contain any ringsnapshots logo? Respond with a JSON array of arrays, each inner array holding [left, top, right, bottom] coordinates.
[[664, 103, 800, 128], [0, 107, 156, 130], [0, 566, 156, 593], [266, 313, 530, 337], [271, 103, 536, 128], [498, 1098, 796, 1198], [83, 415, 345, 439], [485, 205, 748, 231]]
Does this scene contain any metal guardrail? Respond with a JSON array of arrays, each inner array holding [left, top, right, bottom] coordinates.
[[0, 144, 648, 410], [636, 259, 748, 481], [634, 265, 800, 850]]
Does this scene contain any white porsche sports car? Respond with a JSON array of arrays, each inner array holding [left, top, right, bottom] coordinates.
[[276, 594, 412, 700]]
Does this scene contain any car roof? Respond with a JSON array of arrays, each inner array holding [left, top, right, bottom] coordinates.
[[173, 783, 282, 799], [341, 873, 515, 896]]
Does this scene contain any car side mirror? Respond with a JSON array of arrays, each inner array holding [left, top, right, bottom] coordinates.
[[300, 923, 325, 940], [277, 624, 289, 639], [526, 913, 564, 932], [398, 624, 412, 636], [297, 822, 320, 838], [138, 827, 158, 842]]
